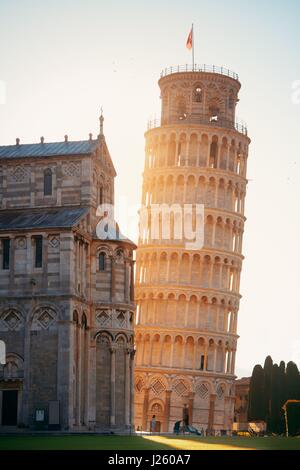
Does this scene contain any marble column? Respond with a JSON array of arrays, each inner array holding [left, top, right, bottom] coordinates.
[[110, 346, 116, 427], [21, 306, 32, 426], [208, 393, 216, 433], [88, 338, 96, 430], [188, 392, 195, 425], [124, 348, 131, 427], [164, 390, 172, 432], [130, 350, 135, 429], [57, 314, 73, 430], [142, 388, 150, 431]]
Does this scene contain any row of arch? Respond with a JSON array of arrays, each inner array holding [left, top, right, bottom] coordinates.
[[139, 214, 244, 254], [136, 251, 242, 293], [136, 371, 233, 398], [135, 291, 239, 307], [160, 80, 238, 127], [145, 132, 248, 177], [135, 334, 236, 375], [135, 294, 238, 333], [143, 174, 246, 214]]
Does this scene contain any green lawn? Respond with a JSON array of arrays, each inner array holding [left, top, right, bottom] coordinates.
[[0, 435, 300, 450]]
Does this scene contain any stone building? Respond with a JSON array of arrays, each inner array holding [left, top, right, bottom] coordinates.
[[0, 114, 136, 431], [134, 65, 250, 433], [233, 377, 250, 430]]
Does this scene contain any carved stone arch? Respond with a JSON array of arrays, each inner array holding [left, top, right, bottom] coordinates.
[[206, 214, 215, 224], [174, 333, 184, 343], [95, 309, 112, 328], [149, 374, 168, 396], [116, 310, 127, 328], [197, 336, 207, 347], [115, 247, 125, 261], [0, 307, 25, 332], [149, 398, 165, 414], [115, 332, 128, 348], [2, 353, 24, 379], [31, 305, 58, 331], [1, 303, 27, 318], [95, 330, 113, 344], [155, 291, 165, 301], [135, 375, 145, 393], [189, 293, 199, 303], [167, 292, 176, 301], [195, 379, 212, 400], [215, 381, 227, 399], [172, 376, 192, 397]]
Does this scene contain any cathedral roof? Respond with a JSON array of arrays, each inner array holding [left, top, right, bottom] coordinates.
[[95, 215, 137, 247], [0, 140, 99, 160], [0, 207, 88, 231]]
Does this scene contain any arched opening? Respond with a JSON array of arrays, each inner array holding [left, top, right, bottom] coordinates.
[[209, 136, 218, 168], [44, 168, 52, 196], [193, 86, 203, 103], [99, 252, 106, 271]]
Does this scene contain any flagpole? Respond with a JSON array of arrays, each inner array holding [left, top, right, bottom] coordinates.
[[192, 23, 195, 71]]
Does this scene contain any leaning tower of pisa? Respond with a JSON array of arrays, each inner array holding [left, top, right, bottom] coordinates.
[[134, 65, 250, 433]]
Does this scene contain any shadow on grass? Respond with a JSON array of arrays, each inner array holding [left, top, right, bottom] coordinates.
[[0, 435, 172, 451]]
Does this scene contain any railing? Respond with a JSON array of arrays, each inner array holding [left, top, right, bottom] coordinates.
[[147, 115, 248, 136], [160, 64, 239, 81]]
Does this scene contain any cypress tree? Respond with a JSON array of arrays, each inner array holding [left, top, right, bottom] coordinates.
[[284, 362, 300, 436], [270, 364, 281, 433], [285, 361, 300, 400], [263, 355, 273, 429], [278, 361, 286, 434], [248, 364, 265, 421]]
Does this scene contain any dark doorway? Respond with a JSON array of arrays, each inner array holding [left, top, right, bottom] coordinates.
[[155, 421, 161, 432], [2, 390, 18, 425]]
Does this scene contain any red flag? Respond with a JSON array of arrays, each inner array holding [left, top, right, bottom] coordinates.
[[186, 27, 193, 50]]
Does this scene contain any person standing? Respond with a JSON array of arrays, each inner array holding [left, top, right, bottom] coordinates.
[[150, 415, 156, 433]]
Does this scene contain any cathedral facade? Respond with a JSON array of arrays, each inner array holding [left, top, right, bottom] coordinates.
[[134, 65, 250, 433], [0, 115, 136, 431]]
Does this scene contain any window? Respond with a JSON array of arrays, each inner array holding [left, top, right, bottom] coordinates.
[[194, 86, 202, 102], [209, 141, 218, 168], [2, 238, 10, 270], [34, 236, 43, 268], [99, 252, 106, 271], [200, 354, 205, 371], [99, 186, 103, 205], [44, 169, 52, 196]]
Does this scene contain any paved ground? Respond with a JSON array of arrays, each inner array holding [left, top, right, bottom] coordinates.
[[0, 435, 300, 450]]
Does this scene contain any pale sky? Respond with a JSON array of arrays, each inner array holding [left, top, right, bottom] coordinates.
[[0, 0, 300, 377]]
